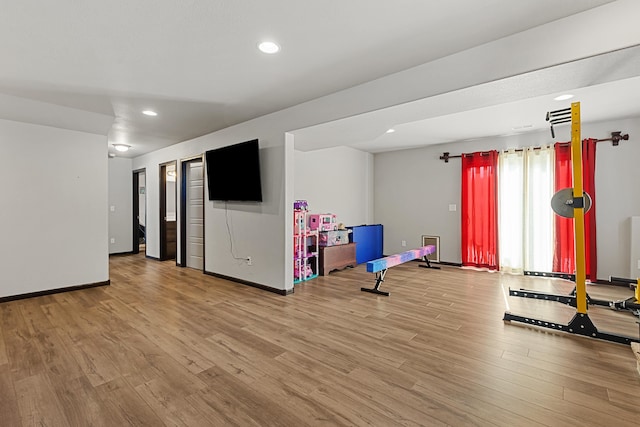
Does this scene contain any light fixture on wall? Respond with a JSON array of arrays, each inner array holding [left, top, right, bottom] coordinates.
[[113, 144, 130, 152], [142, 110, 158, 116], [386, 128, 396, 133]]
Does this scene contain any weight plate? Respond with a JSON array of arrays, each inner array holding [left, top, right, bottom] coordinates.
[[551, 187, 592, 218]]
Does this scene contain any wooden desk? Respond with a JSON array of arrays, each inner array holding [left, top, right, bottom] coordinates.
[[319, 243, 356, 276]]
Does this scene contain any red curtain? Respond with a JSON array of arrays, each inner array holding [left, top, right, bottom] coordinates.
[[553, 144, 574, 274], [583, 138, 598, 281], [461, 151, 499, 270], [553, 139, 597, 280]]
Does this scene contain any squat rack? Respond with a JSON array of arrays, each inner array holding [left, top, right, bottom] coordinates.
[[503, 102, 639, 345]]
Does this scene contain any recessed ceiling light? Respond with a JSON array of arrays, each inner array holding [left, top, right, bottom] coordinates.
[[554, 94, 574, 101], [258, 41, 280, 54], [386, 128, 395, 133], [142, 110, 158, 116], [113, 144, 130, 152]]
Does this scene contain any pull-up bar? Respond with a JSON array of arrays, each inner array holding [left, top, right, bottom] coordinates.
[[546, 107, 571, 138]]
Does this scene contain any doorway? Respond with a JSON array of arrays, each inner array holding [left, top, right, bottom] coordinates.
[[159, 161, 177, 261], [132, 168, 146, 255], [180, 157, 205, 269]]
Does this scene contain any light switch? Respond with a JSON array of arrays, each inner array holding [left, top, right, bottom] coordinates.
[[110, 205, 116, 212], [449, 204, 457, 212]]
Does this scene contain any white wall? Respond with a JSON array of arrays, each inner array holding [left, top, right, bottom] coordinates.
[[630, 217, 640, 279], [0, 119, 108, 297], [589, 116, 640, 279], [133, 125, 293, 291], [374, 116, 640, 280], [108, 157, 133, 254], [294, 146, 373, 226], [375, 145, 461, 262]]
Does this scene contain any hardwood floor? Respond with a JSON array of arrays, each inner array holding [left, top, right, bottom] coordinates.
[[1, 253, 639, 426]]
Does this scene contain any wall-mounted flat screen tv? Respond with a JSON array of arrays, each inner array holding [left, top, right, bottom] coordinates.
[[205, 139, 263, 202]]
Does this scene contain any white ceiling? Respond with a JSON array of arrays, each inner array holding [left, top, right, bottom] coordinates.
[[293, 45, 640, 152], [0, 0, 620, 157]]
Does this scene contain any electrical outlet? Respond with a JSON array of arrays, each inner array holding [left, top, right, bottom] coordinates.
[[110, 238, 115, 244], [401, 240, 407, 247], [449, 204, 457, 212], [110, 205, 115, 212], [247, 256, 252, 266]]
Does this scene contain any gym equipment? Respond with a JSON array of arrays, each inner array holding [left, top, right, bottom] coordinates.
[[545, 107, 571, 138], [504, 102, 639, 345], [551, 188, 592, 218], [607, 277, 640, 316], [508, 283, 640, 318], [362, 245, 438, 296]]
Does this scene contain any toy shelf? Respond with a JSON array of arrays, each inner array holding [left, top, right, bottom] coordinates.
[[294, 203, 318, 284]]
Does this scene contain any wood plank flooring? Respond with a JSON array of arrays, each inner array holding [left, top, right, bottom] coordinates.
[[1, 253, 639, 426]]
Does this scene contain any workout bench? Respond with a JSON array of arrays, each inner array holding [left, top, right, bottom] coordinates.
[[362, 245, 439, 296]]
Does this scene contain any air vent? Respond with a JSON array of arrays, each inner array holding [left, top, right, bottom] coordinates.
[[421, 235, 440, 263]]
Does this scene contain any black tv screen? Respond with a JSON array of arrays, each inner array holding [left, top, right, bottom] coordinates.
[[205, 139, 263, 202]]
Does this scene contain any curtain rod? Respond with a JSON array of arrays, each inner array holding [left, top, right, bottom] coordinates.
[[439, 131, 629, 163]]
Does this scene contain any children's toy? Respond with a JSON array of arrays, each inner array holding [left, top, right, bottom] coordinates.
[[309, 214, 337, 231], [294, 263, 314, 279], [294, 211, 307, 234], [294, 200, 308, 210], [293, 201, 318, 283], [319, 230, 350, 247]]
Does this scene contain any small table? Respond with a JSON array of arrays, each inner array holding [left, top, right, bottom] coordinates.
[[319, 243, 356, 276]]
